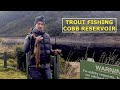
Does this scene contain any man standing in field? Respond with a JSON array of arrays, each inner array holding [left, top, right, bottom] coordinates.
[[23, 15, 58, 79]]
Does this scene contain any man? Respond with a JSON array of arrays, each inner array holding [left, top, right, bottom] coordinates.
[[23, 15, 58, 79]]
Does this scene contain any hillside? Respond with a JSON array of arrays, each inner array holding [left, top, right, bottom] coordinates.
[[0, 11, 120, 37]]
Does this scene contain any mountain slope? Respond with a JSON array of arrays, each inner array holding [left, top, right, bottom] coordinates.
[[0, 11, 120, 37]]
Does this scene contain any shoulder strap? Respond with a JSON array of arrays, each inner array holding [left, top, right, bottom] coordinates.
[[28, 28, 35, 55]]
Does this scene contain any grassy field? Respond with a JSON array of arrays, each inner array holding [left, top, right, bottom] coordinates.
[[0, 59, 27, 79], [0, 42, 27, 79], [0, 59, 80, 79], [0, 38, 80, 79]]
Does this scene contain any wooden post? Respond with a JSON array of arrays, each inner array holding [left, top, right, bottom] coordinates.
[[54, 55, 60, 79], [4, 52, 7, 68], [50, 56, 54, 78], [26, 52, 31, 79]]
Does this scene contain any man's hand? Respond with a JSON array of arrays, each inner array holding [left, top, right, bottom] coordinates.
[[54, 49, 62, 55], [31, 34, 43, 42], [35, 36, 43, 43], [54, 50, 58, 55], [36, 62, 40, 69], [31, 34, 36, 38]]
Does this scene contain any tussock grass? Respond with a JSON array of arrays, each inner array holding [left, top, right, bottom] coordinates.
[[59, 51, 80, 79]]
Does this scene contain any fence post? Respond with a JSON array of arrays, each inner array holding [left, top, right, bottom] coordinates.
[[4, 52, 7, 68], [26, 52, 31, 79], [54, 55, 60, 79]]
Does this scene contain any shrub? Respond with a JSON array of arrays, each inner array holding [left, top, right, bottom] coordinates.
[[14, 45, 26, 72]]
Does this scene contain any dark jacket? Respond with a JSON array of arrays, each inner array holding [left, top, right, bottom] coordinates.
[[23, 29, 54, 65]]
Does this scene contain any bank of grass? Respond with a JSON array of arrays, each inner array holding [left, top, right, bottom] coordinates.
[[0, 39, 80, 79], [0, 41, 27, 79], [60, 73, 80, 79], [59, 56, 80, 79], [0, 58, 80, 79], [0, 59, 27, 79]]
